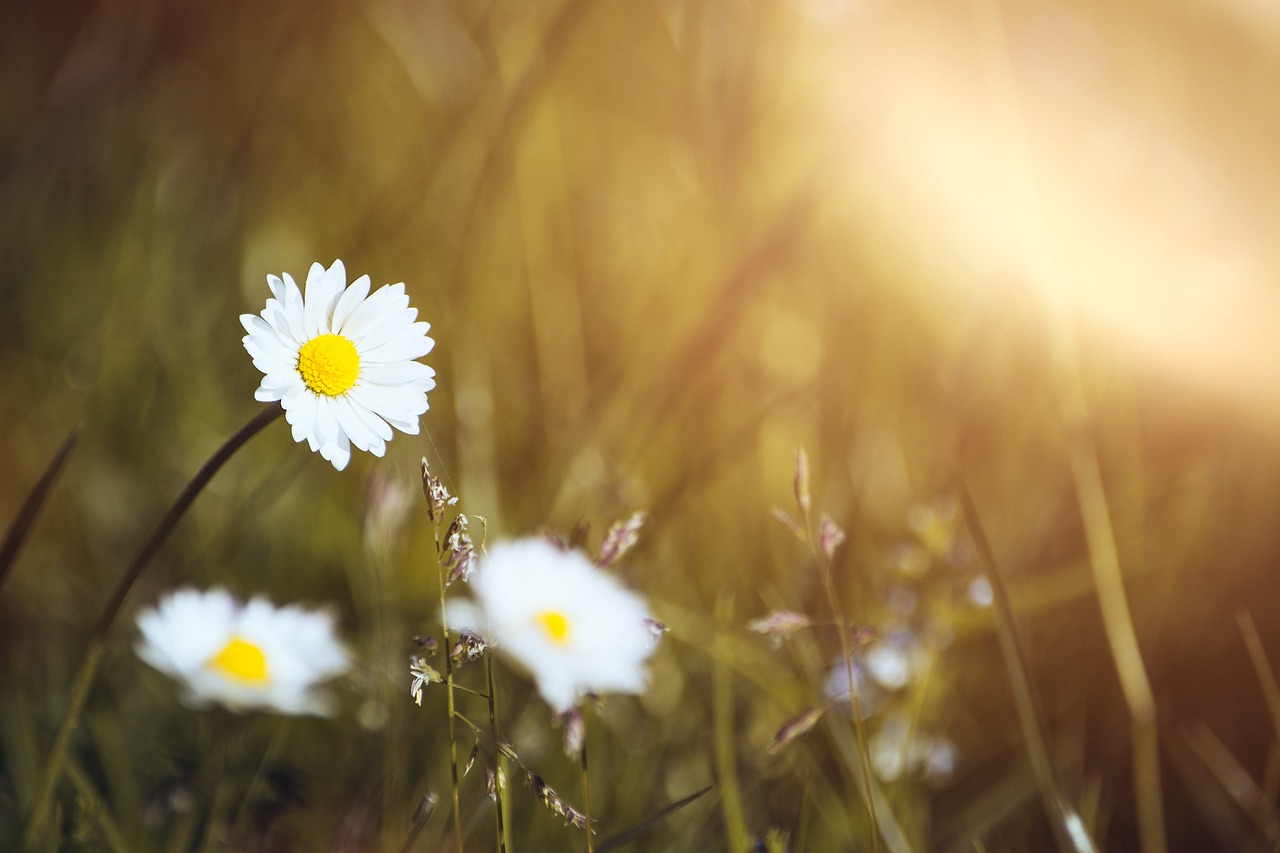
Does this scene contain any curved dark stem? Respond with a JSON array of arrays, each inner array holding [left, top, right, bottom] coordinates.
[[0, 422, 82, 590], [92, 403, 283, 635], [21, 403, 284, 849]]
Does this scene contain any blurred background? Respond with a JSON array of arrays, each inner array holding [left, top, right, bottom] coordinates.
[[5, 0, 1280, 849]]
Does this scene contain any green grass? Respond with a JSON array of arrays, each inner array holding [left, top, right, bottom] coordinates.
[[5, 1, 1280, 850]]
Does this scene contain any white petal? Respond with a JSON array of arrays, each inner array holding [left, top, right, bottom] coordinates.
[[284, 392, 318, 444], [266, 274, 287, 303], [361, 360, 435, 386], [361, 324, 435, 362], [340, 283, 409, 340], [337, 392, 393, 443], [349, 386, 427, 430], [350, 307, 417, 351], [302, 262, 331, 338], [331, 397, 379, 453], [323, 433, 351, 471], [332, 274, 372, 333], [314, 397, 341, 448]]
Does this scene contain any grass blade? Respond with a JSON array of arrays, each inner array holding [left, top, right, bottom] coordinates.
[[595, 786, 713, 853], [957, 475, 1097, 853], [1238, 610, 1280, 747]]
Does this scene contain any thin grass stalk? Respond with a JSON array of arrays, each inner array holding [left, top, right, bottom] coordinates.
[[795, 450, 879, 851], [1069, 442, 1165, 853], [485, 655, 509, 853], [1238, 611, 1280, 747], [712, 593, 751, 853], [66, 758, 129, 853], [581, 722, 594, 853], [434, 529, 465, 853], [193, 718, 253, 853], [400, 792, 438, 853], [21, 403, 283, 849], [1180, 719, 1280, 841], [228, 719, 293, 842], [420, 456, 466, 850], [957, 477, 1097, 853], [818, 566, 879, 850]]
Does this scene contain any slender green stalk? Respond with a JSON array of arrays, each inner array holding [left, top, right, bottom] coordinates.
[[434, 529, 465, 853], [712, 593, 751, 853], [66, 758, 129, 853], [485, 655, 509, 853], [21, 404, 283, 850], [817, 563, 879, 852], [580, 721, 594, 853], [958, 478, 1097, 853], [1069, 440, 1165, 853], [795, 451, 879, 852]]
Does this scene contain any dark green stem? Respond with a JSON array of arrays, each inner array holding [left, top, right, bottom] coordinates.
[[0, 423, 81, 590], [21, 403, 283, 849]]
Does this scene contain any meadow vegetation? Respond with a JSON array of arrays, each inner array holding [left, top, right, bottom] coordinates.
[[5, 1, 1280, 850]]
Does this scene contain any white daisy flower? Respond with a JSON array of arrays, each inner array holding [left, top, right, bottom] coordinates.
[[449, 538, 658, 714], [240, 259, 436, 471], [136, 587, 351, 715]]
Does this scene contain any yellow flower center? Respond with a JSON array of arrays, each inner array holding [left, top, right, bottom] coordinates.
[[296, 334, 360, 396], [209, 636, 270, 684], [536, 611, 571, 646]]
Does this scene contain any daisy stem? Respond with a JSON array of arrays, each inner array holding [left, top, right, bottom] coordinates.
[[484, 655, 509, 853], [580, 720, 594, 853], [0, 421, 80, 592], [21, 403, 283, 850], [435, 531, 465, 853]]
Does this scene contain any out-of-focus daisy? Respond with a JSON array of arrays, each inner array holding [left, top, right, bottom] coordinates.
[[241, 259, 435, 471], [136, 587, 350, 715], [448, 538, 657, 713]]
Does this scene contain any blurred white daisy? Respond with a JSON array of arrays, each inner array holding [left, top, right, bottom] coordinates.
[[448, 538, 658, 713], [241, 259, 436, 471], [136, 587, 351, 715]]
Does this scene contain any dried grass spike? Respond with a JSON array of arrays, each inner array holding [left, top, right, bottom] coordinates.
[[769, 706, 826, 755], [819, 514, 846, 560], [420, 457, 455, 524], [598, 510, 647, 567], [770, 508, 807, 542], [748, 611, 812, 645]]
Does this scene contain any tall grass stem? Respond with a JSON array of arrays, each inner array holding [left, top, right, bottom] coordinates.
[[795, 450, 879, 852], [712, 593, 751, 852], [1069, 443, 1165, 853], [485, 656, 509, 853], [958, 478, 1097, 853], [434, 532, 465, 853]]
